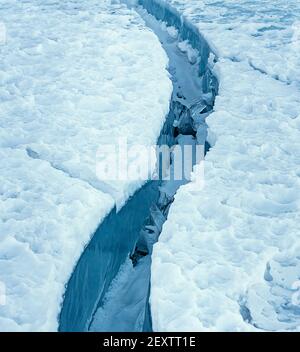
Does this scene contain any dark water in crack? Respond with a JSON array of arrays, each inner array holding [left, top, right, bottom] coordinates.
[[59, 0, 216, 332]]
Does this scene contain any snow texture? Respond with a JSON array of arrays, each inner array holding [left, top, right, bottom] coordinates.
[[147, 0, 300, 332], [0, 0, 171, 331]]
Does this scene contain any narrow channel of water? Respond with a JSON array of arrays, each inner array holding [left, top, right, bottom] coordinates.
[[59, 2, 216, 332]]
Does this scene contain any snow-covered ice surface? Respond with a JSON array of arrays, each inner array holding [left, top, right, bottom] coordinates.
[[0, 0, 171, 331], [88, 11, 206, 331], [145, 0, 300, 331]]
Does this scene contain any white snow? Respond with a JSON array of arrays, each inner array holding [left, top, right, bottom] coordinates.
[[0, 0, 171, 331], [149, 0, 300, 332]]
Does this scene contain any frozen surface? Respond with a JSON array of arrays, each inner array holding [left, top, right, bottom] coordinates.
[[146, 0, 300, 332], [147, 0, 300, 85], [88, 12, 205, 331], [60, 180, 160, 332], [0, 0, 171, 331], [89, 257, 151, 332]]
